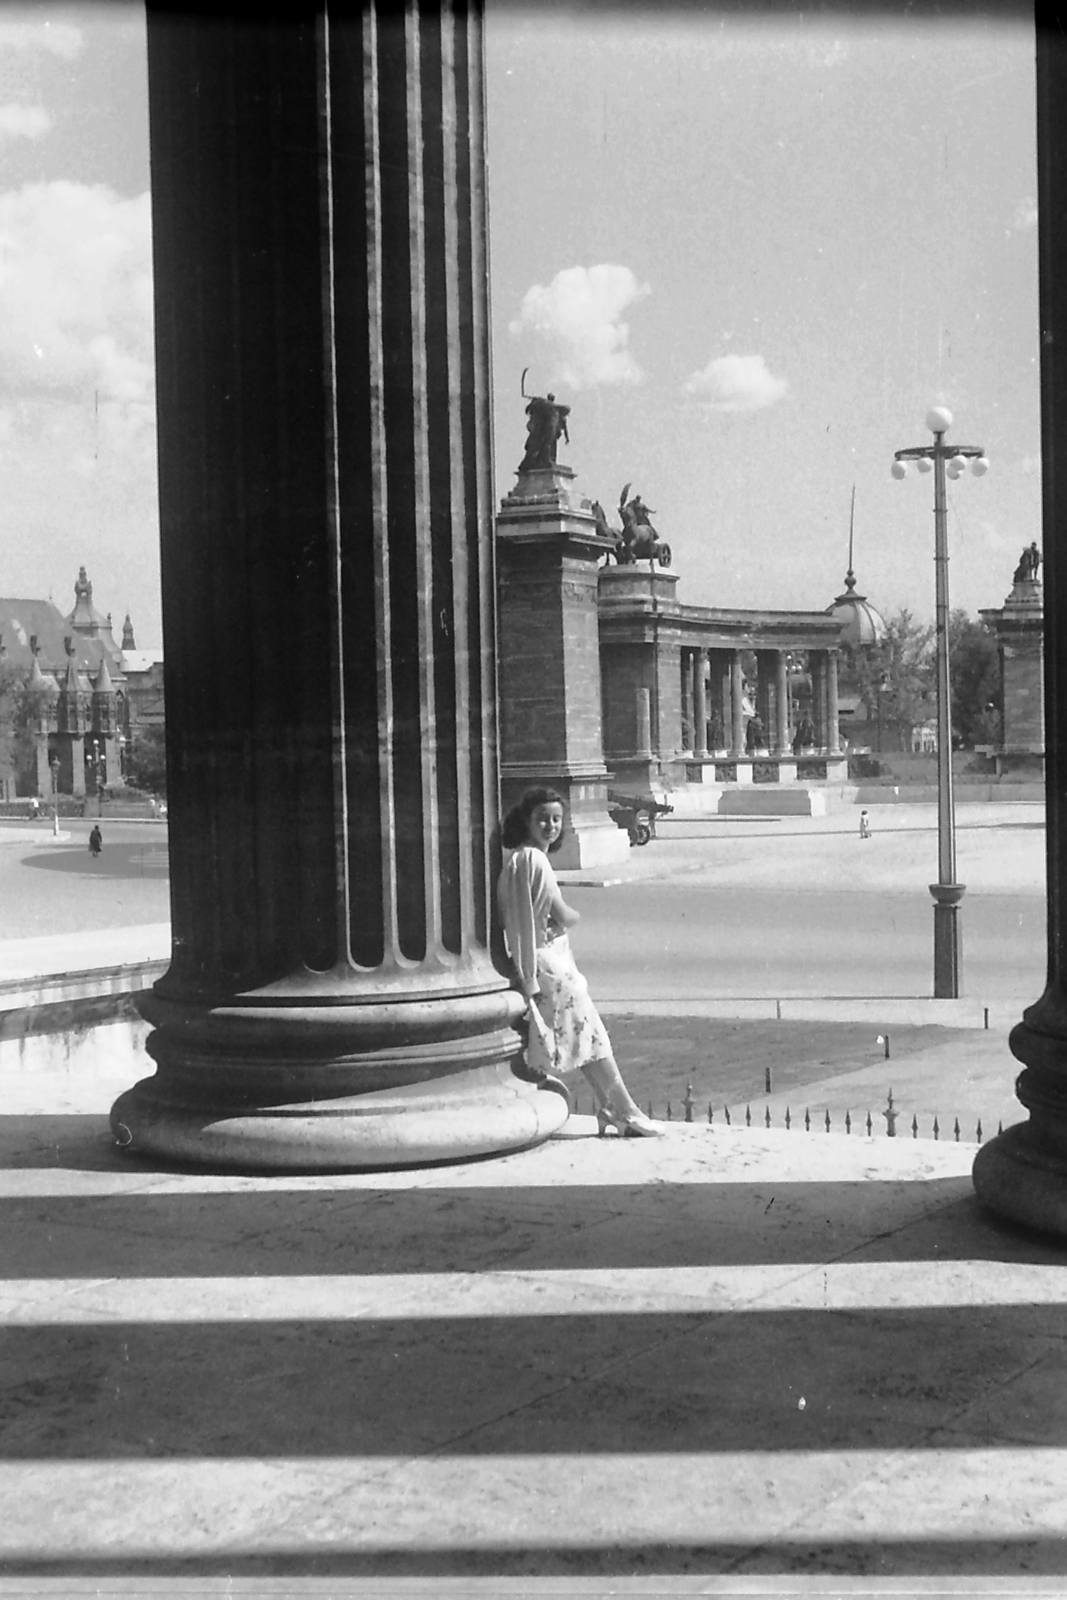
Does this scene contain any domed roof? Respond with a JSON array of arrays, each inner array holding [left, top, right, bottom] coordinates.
[[828, 569, 887, 648]]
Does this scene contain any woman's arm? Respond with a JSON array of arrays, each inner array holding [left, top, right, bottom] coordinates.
[[547, 889, 580, 929], [499, 851, 541, 997]]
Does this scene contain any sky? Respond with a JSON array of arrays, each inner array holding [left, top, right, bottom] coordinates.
[[0, 1, 1040, 649]]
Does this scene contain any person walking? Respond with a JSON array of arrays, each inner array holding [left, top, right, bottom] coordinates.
[[497, 786, 661, 1137], [859, 809, 871, 840], [88, 824, 103, 858]]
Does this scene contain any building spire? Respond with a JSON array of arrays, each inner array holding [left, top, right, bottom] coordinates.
[[844, 484, 857, 594]]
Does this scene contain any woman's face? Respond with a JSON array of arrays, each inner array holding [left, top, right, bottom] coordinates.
[[526, 801, 564, 853]]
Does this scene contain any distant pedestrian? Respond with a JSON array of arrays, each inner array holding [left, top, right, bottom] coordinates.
[[859, 809, 871, 840], [88, 824, 102, 858]]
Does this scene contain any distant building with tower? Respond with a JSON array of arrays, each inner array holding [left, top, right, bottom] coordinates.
[[0, 567, 163, 800]]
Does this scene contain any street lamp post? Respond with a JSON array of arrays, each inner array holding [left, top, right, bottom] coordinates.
[[892, 406, 989, 998], [49, 756, 60, 839]]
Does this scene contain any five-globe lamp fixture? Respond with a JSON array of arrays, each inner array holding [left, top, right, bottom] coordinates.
[[892, 407, 989, 1000]]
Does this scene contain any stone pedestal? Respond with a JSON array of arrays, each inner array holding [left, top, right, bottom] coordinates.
[[973, 26, 1067, 1235], [981, 577, 1044, 779], [109, 2, 568, 1170], [497, 469, 629, 869]]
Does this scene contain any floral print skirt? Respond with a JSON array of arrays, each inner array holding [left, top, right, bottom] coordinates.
[[526, 934, 612, 1077]]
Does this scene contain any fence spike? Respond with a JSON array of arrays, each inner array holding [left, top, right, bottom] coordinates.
[[933, 1115, 940, 1141], [998, 1120, 1004, 1136], [724, 1104, 731, 1126], [866, 1111, 873, 1136], [976, 1119, 983, 1145], [953, 1117, 961, 1143], [765, 1105, 771, 1128], [666, 1101, 673, 1121], [708, 1102, 714, 1125], [745, 1105, 752, 1127], [912, 1113, 918, 1138], [804, 1108, 811, 1132], [683, 1082, 695, 1123], [825, 1109, 831, 1133], [845, 1109, 852, 1135], [785, 1107, 791, 1130]]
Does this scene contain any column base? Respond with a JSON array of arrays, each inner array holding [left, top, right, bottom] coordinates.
[[972, 1010, 1067, 1239], [110, 973, 573, 1172], [112, 1059, 570, 1172], [973, 1122, 1067, 1239]]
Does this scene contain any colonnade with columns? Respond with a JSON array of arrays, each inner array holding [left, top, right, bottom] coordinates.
[[678, 645, 842, 762]]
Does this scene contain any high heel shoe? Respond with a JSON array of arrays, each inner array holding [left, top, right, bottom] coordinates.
[[596, 1106, 663, 1138]]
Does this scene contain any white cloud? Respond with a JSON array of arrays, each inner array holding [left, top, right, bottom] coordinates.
[[0, 181, 154, 442], [683, 353, 788, 413], [1012, 197, 1038, 232], [0, 104, 50, 141], [509, 263, 649, 388], [0, 19, 83, 58]]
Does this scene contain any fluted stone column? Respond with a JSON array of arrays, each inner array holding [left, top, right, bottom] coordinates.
[[693, 652, 708, 759], [755, 650, 775, 754], [110, 1, 567, 1170], [826, 649, 842, 755], [709, 651, 729, 753], [810, 652, 826, 753], [973, 27, 1067, 1233], [774, 651, 790, 756], [729, 651, 746, 758]]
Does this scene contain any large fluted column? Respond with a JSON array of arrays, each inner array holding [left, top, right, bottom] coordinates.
[[973, 25, 1067, 1233], [110, 2, 567, 1170]]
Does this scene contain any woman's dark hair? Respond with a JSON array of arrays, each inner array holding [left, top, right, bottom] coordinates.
[[501, 786, 566, 852]]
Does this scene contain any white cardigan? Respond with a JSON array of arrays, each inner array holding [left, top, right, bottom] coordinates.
[[497, 845, 559, 998]]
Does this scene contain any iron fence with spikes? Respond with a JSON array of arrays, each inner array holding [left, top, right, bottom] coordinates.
[[591, 1080, 1005, 1145]]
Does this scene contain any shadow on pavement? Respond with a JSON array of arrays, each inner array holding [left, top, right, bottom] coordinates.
[[18, 844, 170, 881]]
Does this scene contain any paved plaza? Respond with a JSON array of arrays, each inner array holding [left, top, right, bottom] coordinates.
[[2, 798, 1064, 1592]]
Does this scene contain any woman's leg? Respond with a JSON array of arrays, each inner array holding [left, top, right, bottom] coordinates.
[[581, 1055, 662, 1136]]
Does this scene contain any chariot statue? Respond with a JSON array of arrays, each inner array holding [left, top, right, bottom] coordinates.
[[604, 484, 672, 567]]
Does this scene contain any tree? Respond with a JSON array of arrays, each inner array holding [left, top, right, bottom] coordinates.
[[948, 609, 1001, 747], [842, 608, 935, 750], [125, 721, 168, 796]]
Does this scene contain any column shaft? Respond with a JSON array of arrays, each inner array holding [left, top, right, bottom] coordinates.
[[708, 652, 729, 752], [810, 653, 826, 752], [774, 651, 790, 755], [729, 651, 746, 758], [111, 1, 565, 1170], [693, 651, 708, 759], [973, 23, 1067, 1231], [826, 650, 842, 755]]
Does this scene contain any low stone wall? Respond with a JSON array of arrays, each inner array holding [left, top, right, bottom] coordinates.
[[0, 960, 166, 1079]]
